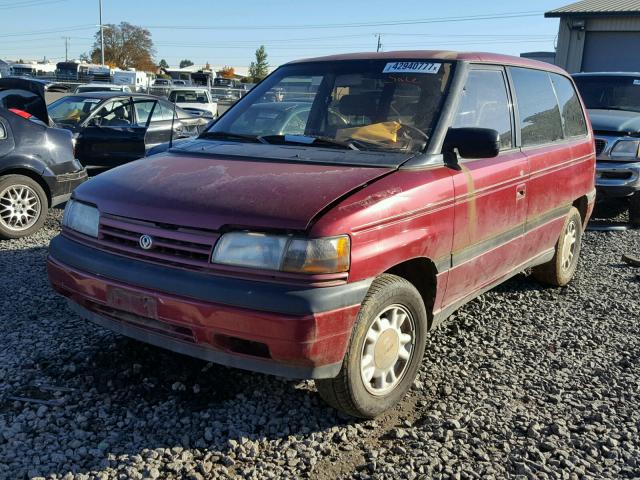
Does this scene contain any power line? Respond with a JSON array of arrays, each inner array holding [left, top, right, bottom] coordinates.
[[0, 0, 70, 10], [0, 24, 94, 38], [144, 11, 543, 31]]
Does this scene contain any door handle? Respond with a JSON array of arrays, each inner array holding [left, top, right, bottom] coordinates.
[[516, 183, 526, 200]]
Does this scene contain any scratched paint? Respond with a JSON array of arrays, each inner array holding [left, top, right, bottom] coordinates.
[[459, 163, 478, 242]]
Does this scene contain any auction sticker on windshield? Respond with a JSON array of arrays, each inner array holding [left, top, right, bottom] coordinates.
[[383, 62, 441, 74]]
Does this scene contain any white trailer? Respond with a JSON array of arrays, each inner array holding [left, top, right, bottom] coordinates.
[[113, 70, 150, 92]]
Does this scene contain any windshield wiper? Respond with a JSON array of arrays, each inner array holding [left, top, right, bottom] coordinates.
[[260, 134, 360, 151], [200, 131, 270, 144]]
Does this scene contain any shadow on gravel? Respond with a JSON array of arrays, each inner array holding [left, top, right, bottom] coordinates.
[[5, 311, 356, 478]]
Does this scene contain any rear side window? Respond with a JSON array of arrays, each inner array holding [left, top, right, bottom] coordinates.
[[151, 102, 175, 122], [550, 74, 587, 137], [510, 67, 563, 147], [452, 69, 513, 150]]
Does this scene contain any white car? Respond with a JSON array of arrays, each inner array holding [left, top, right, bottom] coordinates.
[[74, 83, 132, 94], [168, 87, 217, 118]]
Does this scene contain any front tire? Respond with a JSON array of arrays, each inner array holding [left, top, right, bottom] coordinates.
[[532, 206, 583, 287], [315, 274, 427, 418], [0, 175, 48, 240]]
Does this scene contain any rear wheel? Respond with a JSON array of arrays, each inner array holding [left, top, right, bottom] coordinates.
[[532, 206, 582, 287], [629, 192, 640, 227], [315, 274, 427, 418], [0, 175, 48, 240]]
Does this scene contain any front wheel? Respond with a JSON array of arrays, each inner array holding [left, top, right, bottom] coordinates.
[[532, 206, 583, 287], [315, 274, 427, 418], [0, 175, 48, 240]]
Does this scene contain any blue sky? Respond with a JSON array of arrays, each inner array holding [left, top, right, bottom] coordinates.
[[0, 0, 569, 67]]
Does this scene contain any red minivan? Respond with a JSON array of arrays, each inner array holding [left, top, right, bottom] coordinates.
[[48, 52, 595, 417]]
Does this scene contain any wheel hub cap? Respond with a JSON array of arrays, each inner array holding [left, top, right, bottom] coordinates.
[[0, 184, 41, 232], [561, 220, 577, 271], [360, 304, 415, 396], [374, 329, 400, 370]]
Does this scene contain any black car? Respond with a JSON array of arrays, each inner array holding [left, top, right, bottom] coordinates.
[[0, 78, 87, 239], [573, 72, 640, 225], [48, 92, 209, 167]]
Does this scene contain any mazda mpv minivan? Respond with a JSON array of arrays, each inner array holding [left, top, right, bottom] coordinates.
[[48, 51, 595, 417]]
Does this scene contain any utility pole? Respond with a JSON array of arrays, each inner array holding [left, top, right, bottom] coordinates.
[[376, 34, 382, 52], [62, 36, 70, 62], [99, 0, 105, 65]]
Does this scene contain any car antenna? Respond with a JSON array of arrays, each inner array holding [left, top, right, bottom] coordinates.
[[169, 95, 177, 149]]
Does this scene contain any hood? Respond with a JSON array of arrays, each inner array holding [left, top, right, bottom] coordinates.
[[74, 150, 392, 231], [0, 77, 49, 125], [588, 108, 640, 135]]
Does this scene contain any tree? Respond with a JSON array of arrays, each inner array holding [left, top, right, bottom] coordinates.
[[179, 59, 194, 68], [218, 66, 235, 78], [90, 22, 156, 71], [248, 45, 269, 82], [158, 59, 169, 69]]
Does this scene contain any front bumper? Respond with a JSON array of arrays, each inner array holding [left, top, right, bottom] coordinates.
[[46, 168, 89, 207], [48, 235, 370, 379], [595, 161, 640, 197]]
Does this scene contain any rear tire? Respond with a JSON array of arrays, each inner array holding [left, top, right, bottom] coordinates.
[[315, 274, 428, 418], [0, 175, 48, 240], [532, 206, 582, 287], [629, 192, 640, 227]]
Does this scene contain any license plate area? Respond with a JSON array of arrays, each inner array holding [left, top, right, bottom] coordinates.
[[106, 287, 158, 319]]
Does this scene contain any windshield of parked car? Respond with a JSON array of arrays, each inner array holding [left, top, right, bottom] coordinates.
[[207, 60, 453, 153], [169, 90, 209, 103], [573, 75, 640, 113], [48, 96, 102, 125], [75, 86, 122, 93]]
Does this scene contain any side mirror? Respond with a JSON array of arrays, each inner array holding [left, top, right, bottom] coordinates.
[[443, 127, 500, 160]]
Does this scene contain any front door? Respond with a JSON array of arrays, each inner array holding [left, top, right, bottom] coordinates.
[[443, 66, 529, 306], [143, 100, 179, 150], [77, 98, 146, 166]]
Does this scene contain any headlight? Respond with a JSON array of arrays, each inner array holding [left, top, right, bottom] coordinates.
[[62, 199, 99, 237], [211, 232, 350, 274], [610, 139, 640, 159]]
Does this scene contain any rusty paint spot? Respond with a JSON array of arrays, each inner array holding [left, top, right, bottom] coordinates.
[[460, 164, 477, 241]]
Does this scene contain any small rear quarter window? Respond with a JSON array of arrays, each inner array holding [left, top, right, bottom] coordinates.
[[510, 67, 564, 147], [550, 74, 587, 138]]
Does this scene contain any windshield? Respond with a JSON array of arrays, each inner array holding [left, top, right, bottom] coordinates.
[[573, 75, 640, 113], [208, 60, 452, 153], [169, 90, 209, 103], [48, 96, 102, 125], [76, 86, 121, 93]]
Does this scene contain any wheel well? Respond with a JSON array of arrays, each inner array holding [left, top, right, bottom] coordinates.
[[385, 258, 438, 328], [0, 168, 51, 206], [572, 195, 588, 227]]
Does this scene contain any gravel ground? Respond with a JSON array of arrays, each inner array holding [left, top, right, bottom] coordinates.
[[0, 204, 639, 480]]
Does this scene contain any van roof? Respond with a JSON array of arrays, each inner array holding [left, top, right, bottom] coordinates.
[[287, 50, 568, 75]]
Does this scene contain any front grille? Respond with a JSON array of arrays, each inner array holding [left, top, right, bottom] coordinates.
[[594, 138, 607, 156], [98, 214, 219, 269]]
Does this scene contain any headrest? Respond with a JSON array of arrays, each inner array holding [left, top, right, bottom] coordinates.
[[338, 94, 378, 117]]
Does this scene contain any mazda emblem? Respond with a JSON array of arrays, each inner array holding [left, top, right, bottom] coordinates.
[[139, 234, 154, 250]]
